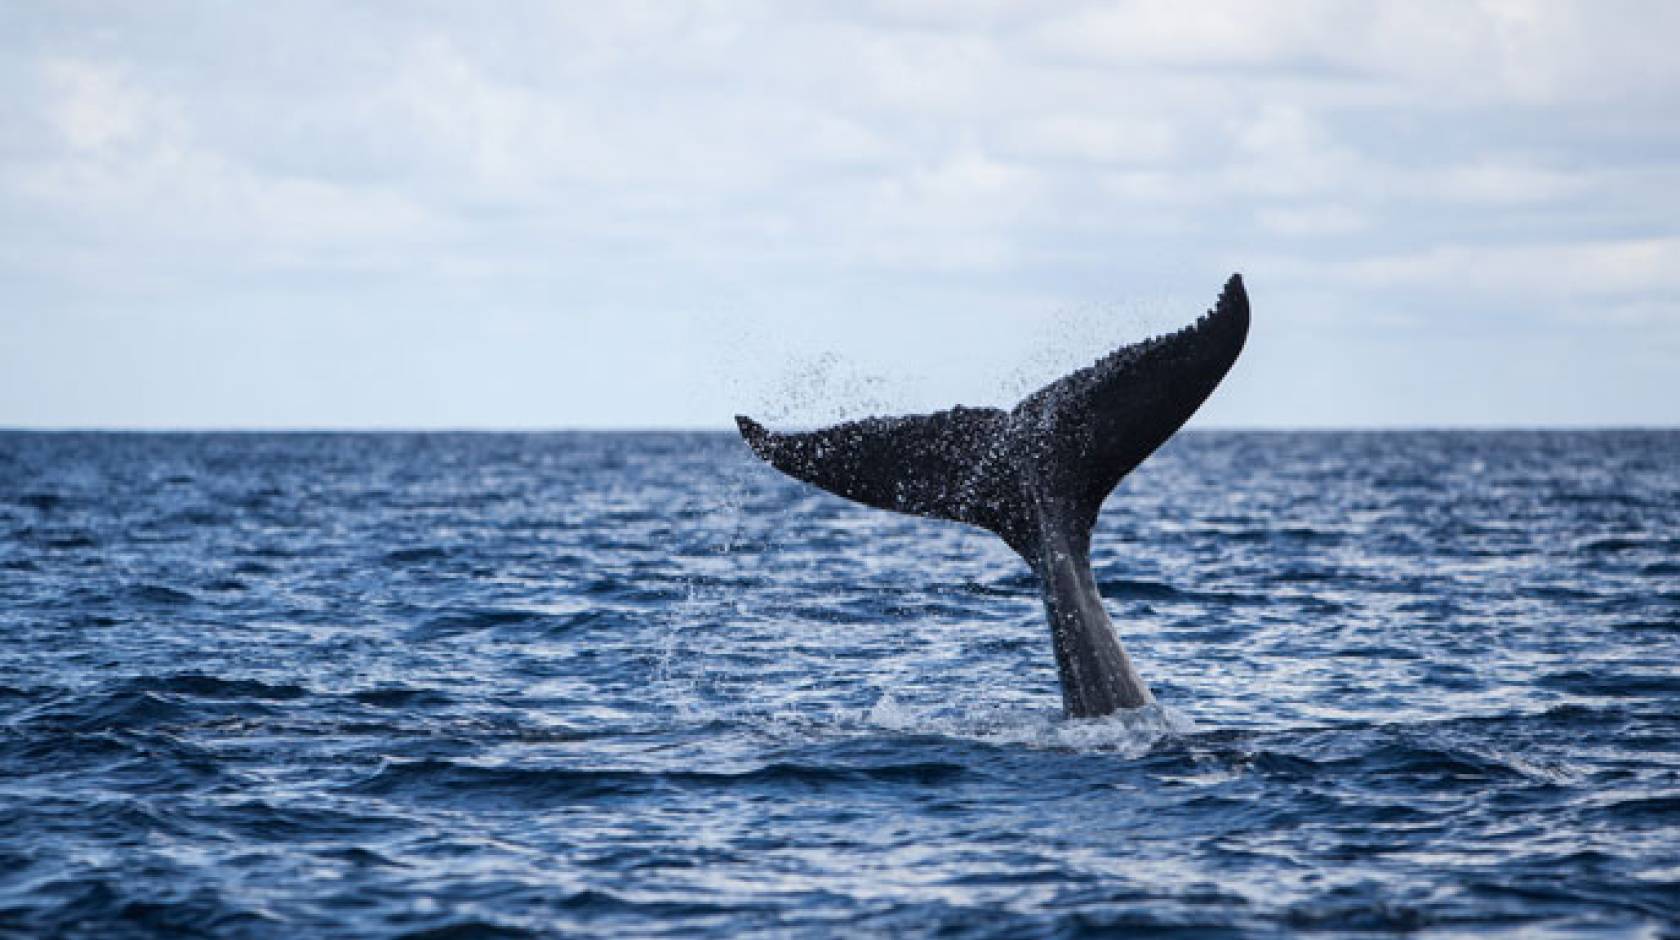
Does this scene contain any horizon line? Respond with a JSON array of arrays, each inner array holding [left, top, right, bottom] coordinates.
[[3, 423, 1676, 435]]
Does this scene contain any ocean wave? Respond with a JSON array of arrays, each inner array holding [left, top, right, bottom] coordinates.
[[347, 756, 968, 805], [129, 673, 311, 700], [383, 546, 453, 565], [3, 430, 1676, 937], [124, 583, 197, 605], [351, 687, 456, 709]]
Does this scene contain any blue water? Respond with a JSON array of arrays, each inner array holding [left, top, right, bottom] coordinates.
[[1, 430, 1677, 938]]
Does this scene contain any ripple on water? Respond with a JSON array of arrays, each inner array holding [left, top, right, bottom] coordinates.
[[0, 430, 1675, 937]]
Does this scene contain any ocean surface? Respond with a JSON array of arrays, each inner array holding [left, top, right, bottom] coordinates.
[[1, 429, 1676, 938]]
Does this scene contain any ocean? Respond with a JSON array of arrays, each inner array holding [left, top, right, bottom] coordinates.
[[1, 429, 1676, 937]]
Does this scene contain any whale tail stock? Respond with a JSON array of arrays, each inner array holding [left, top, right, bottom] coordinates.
[[735, 274, 1250, 716]]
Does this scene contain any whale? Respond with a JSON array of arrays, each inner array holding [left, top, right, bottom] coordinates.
[[735, 274, 1250, 718]]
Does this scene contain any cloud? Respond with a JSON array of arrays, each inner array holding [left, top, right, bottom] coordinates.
[[1255, 204, 1367, 237], [43, 59, 157, 152], [12, 55, 440, 282], [1429, 159, 1587, 206], [0, 2, 1676, 426], [1341, 237, 1680, 297], [1008, 114, 1178, 164]]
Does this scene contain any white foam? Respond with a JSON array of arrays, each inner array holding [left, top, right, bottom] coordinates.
[[864, 692, 1196, 756]]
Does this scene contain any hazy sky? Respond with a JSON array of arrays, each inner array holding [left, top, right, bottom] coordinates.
[[3, 2, 1676, 428]]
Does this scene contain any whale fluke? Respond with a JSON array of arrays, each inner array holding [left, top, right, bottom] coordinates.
[[735, 405, 1015, 542], [737, 274, 1250, 717]]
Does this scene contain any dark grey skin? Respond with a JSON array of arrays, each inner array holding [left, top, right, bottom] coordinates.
[[736, 274, 1250, 718]]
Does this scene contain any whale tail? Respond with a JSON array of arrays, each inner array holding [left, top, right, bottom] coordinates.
[[738, 274, 1250, 716], [735, 273, 1249, 563]]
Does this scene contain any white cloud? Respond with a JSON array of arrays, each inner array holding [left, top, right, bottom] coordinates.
[[1341, 237, 1680, 297], [1008, 114, 1178, 164], [0, 2, 1676, 426], [1224, 105, 1363, 199], [1032, 1, 1342, 68], [42, 59, 158, 152], [10, 55, 442, 285], [1255, 204, 1367, 237], [1429, 159, 1587, 206]]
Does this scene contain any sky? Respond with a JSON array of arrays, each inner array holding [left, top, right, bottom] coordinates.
[[2, 2, 1677, 429]]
